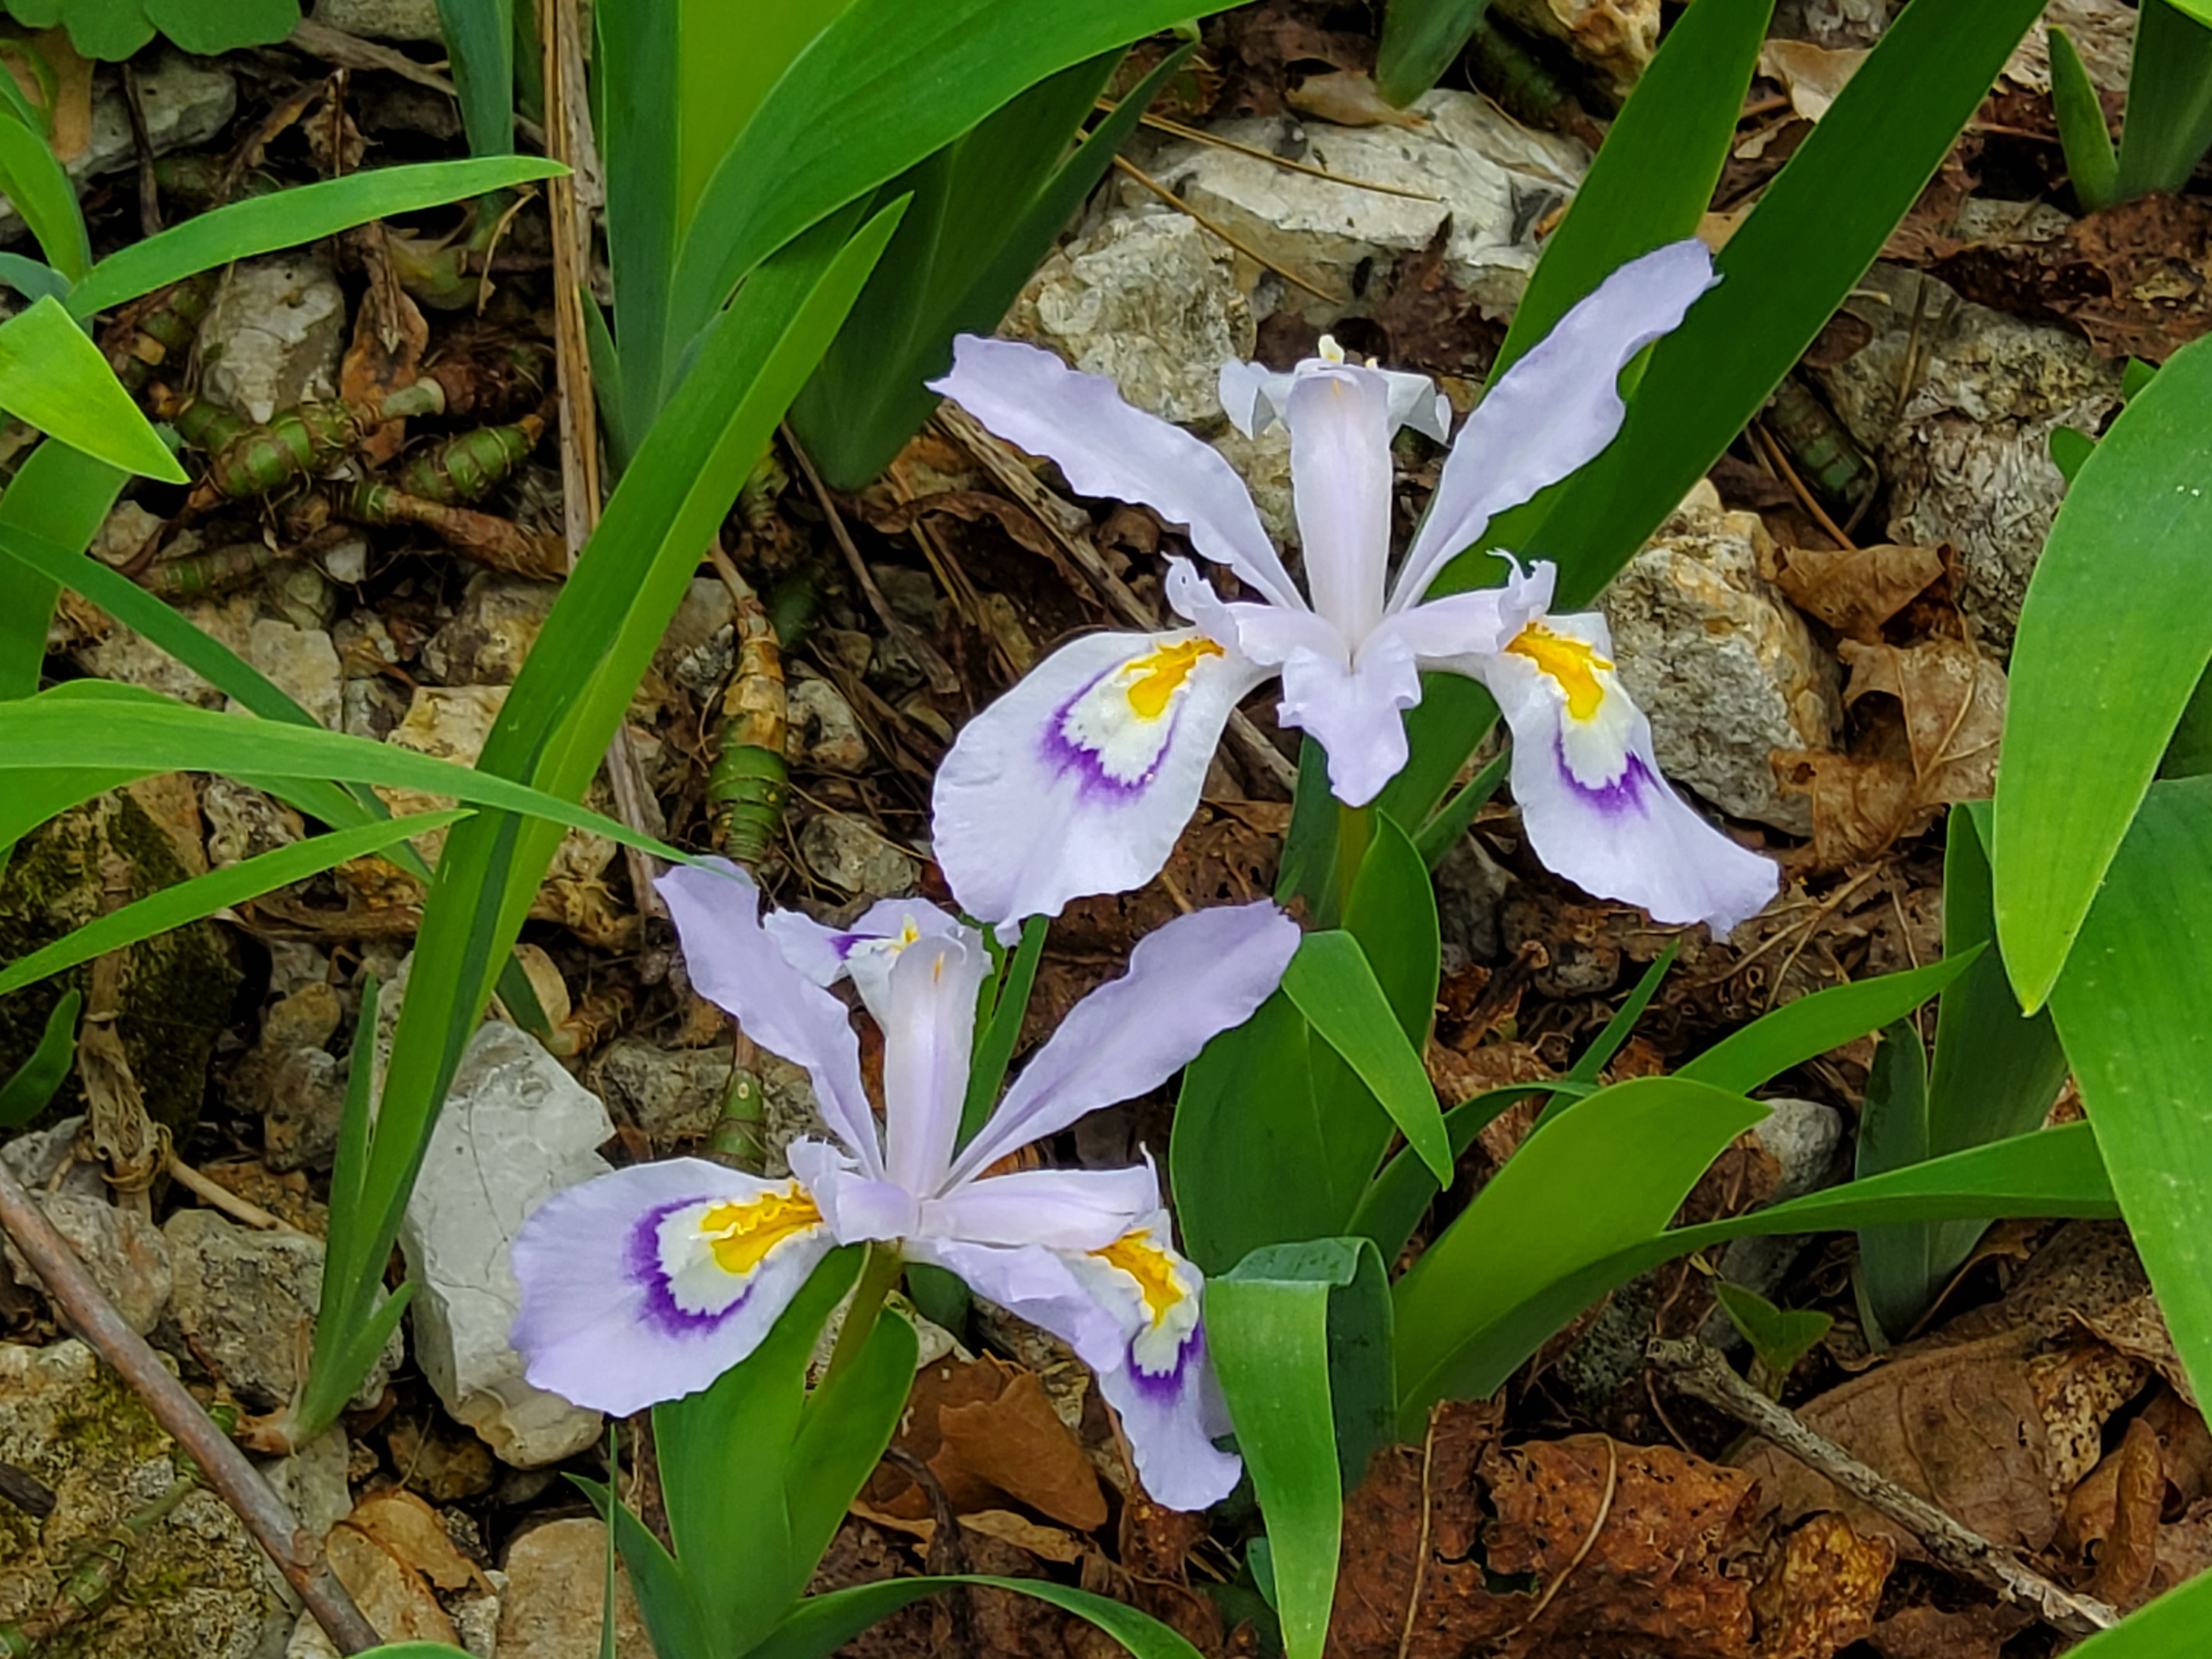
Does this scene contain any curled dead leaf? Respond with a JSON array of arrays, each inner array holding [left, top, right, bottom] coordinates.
[[1767, 543, 1946, 641]]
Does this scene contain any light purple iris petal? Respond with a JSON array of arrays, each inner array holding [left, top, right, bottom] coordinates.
[[1220, 354, 1449, 445], [1364, 587, 1518, 667], [509, 1157, 833, 1417], [656, 862, 883, 1177], [879, 936, 988, 1195], [921, 1163, 1162, 1251], [951, 901, 1299, 1183], [933, 336, 1303, 612], [1286, 367, 1395, 644], [1274, 630, 1423, 808], [931, 628, 1265, 925], [763, 896, 968, 991], [1394, 241, 1719, 614], [1481, 625, 1778, 935], [791, 1140, 921, 1243]]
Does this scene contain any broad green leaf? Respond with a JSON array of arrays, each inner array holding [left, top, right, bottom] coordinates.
[[2165, 668, 2212, 779], [2114, 0, 2212, 201], [2051, 26, 2119, 211], [0, 251, 68, 304], [1367, 0, 1773, 836], [751, 1577, 1207, 1659], [1193, 1239, 1393, 1659], [0, 113, 88, 281], [0, 811, 467, 1000], [1172, 991, 1334, 1274], [592, 0, 681, 440], [0, 690, 685, 861], [783, 1306, 917, 1597], [66, 158, 565, 318], [1411, 749, 1507, 869], [2049, 776, 2212, 1404], [1712, 1281, 1832, 1377], [1996, 332, 2212, 1010], [1534, 938, 1677, 1131], [658, 1249, 863, 1656], [0, 988, 80, 1129], [2062, 1572, 2212, 1657], [0, 440, 124, 701], [1854, 1018, 1932, 1343], [434, 0, 516, 156], [577, 1477, 712, 1659], [1283, 932, 1450, 1185], [0, 296, 186, 481], [666, 0, 1235, 392], [1677, 952, 1972, 1096], [1352, 1081, 1595, 1264], [1418, 1121, 2117, 1406], [141, 0, 300, 53], [1377, 0, 1493, 108], [1394, 1077, 1768, 1431]]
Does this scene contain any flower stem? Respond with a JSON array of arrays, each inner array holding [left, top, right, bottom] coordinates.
[[820, 1243, 905, 1388], [1330, 799, 1373, 926]]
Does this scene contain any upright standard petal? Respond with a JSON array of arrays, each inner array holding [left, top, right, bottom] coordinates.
[[657, 862, 883, 1175], [932, 628, 1265, 925], [1220, 346, 1448, 444], [763, 896, 971, 1027], [510, 1157, 835, 1417], [1394, 241, 1719, 612], [951, 900, 1299, 1183], [929, 1221, 1241, 1512], [879, 935, 989, 1196], [1285, 367, 1394, 644], [1480, 611, 1778, 934], [933, 336, 1304, 611]]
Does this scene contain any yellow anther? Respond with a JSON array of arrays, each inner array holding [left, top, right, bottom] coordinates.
[[699, 1186, 820, 1276], [1505, 624, 1612, 722], [1124, 638, 1224, 721], [1093, 1232, 1186, 1326]]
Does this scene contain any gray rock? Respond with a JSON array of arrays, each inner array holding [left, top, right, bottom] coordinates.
[[1141, 89, 1588, 327], [162, 1208, 401, 1413], [496, 1519, 653, 1659], [1809, 265, 2123, 650], [760, 1057, 832, 1180], [313, 0, 446, 42], [422, 574, 562, 685], [1600, 482, 1842, 835], [655, 578, 738, 699], [1207, 420, 1297, 549], [796, 813, 920, 899], [2006, 0, 2133, 94], [235, 986, 348, 1176], [204, 779, 305, 869], [1704, 1097, 1848, 1349], [199, 256, 346, 424], [230, 618, 343, 730], [1008, 212, 1253, 424], [90, 502, 167, 570], [257, 1429, 352, 1545], [75, 594, 257, 708], [0, 53, 235, 241], [0, 1340, 273, 1659], [2, 1192, 171, 1333], [2, 1116, 106, 1198], [1775, 0, 1890, 49], [399, 1021, 612, 1468], [265, 563, 338, 633], [589, 1038, 731, 1143], [785, 672, 869, 772]]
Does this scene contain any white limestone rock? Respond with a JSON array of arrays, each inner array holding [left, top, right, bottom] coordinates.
[[199, 255, 347, 424]]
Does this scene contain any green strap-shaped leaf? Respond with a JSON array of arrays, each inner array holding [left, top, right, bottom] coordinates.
[[2113, 0, 2212, 201], [783, 1306, 918, 1598], [2050, 27, 2119, 211], [1283, 932, 1450, 1184], [1996, 332, 2212, 1010], [1376, 0, 1494, 108], [434, 0, 517, 158], [1677, 952, 1973, 1096], [66, 157, 564, 317], [0, 438, 124, 702], [2059, 1571, 2212, 1656], [749, 1576, 1208, 1659], [0, 811, 467, 1000], [1208, 1238, 1393, 1659], [1854, 1018, 1932, 1343], [1351, 1080, 1596, 1264], [2050, 775, 2212, 1405], [0, 989, 80, 1129], [961, 914, 1047, 1142], [575, 1476, 713, 1659], [0, 113, 88, 281], [0, 297, 185, 480]]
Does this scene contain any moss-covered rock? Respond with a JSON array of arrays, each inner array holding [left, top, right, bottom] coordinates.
[[0, 790, 240, 1139], [0, 1341, 276, 1659]]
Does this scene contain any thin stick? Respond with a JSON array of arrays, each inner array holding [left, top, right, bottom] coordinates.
[[1111, 156, 1347, 305], [783, 425, 962, 696], [1648, 1337, 2119, 1638], [1395, 1407, 1442, 1659], [1752, 422, 1858, 552], [1110, 105, 1443, 201], [0, 1156, 381, 1653], [166, 1156, 305, 1236]]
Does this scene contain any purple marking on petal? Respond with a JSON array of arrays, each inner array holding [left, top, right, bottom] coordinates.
[[1037, 667, 1190, 803], [629, 1200, 752, 1338], [1556, 736, 1661, 820], [1124, 1325, 1204, 1402]]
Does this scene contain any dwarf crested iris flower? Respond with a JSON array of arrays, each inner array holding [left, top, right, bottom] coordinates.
[[927, 240, 1777, 936], [510, 861, 1298, 1511]]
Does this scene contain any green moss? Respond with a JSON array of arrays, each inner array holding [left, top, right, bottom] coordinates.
[[0, 790, 241, 1140]]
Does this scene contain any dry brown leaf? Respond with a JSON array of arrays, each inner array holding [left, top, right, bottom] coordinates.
[[1864, 1602, 2033, 1659], [960, 1509, 1086, 1563], [2088, 1416, 2165, 1610], [342, 227, 430, 466], [937, 1366, 1109, 1530], [1748, 1513, 1895, 1659], [1287, 68, 1428, 127], [1768, 543, 1945, 641], [345, 1487, 489, 1593], [326, 1521, 461, 1646], [1758, 41, 1870, 120]]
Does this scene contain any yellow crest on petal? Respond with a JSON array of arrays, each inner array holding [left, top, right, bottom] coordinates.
[[1124, 638, 1225, 721], [698, 1185, 821, 1277], [1505, 623, 1612, 722], [1092, 1230, 1189, 1329]]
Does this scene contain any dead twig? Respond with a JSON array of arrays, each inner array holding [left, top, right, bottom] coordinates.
[[1111, 104, 1443, 202], [288, 19, 547, 147], [1649, 1337, 2120, 1638], [0, 1155, 381, 1654]]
